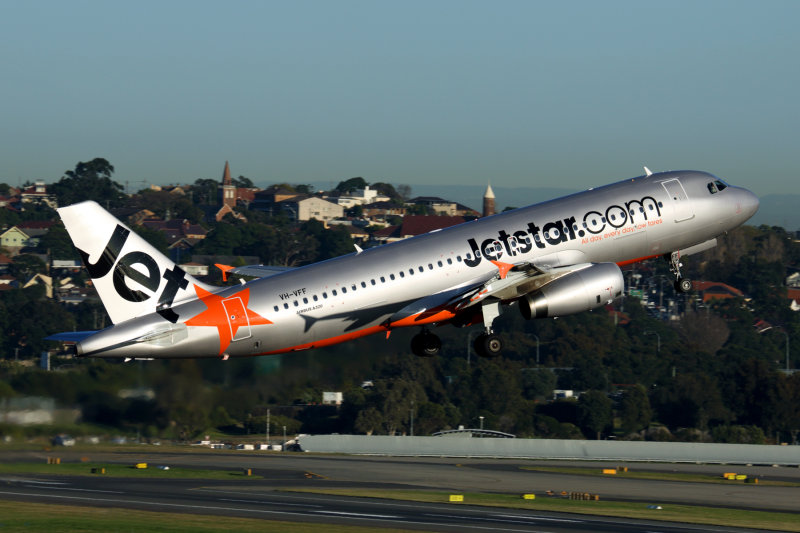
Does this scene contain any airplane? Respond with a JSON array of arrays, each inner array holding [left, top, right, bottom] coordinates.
[[47, 169, 759, 360]]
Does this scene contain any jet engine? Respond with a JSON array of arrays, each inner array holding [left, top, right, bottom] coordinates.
[[519, 262, 624, 320]]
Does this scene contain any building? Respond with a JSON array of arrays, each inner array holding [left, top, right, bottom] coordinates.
[[20, 181, 58, 209], [692, 281, 745, 303], [279, 196, 344, 222], [334, 186, 390, 208], [372, 215, 467, 243]]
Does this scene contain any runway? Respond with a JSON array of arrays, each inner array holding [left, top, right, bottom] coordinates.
[[1, 449, 797, 532]]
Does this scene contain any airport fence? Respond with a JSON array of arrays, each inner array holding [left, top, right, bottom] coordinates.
[[297, 434, 800, 465]]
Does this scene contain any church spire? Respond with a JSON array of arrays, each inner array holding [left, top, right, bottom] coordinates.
[[222, 160, 233, 186], [482, 183, 495, 217]]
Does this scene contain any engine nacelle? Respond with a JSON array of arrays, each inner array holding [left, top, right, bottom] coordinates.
[[519, 262, 624, 320]]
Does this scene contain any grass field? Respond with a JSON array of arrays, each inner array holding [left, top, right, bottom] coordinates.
[[0, 501, 415, 533], [0, 461, 260, 480], [518, 465, 800, 487], [283, 488, 800, 532]]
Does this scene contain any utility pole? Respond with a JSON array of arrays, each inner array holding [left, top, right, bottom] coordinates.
[[266, 409, 270, 444]]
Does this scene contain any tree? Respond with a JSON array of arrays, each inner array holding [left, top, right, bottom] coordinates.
[[50, 158, 125, 208], [577, 390, 613, 439], [35, 224, 77, 260], [619, 384, 652, 434], [233, 175, 254, 188], [354, 407, 383, 435], [336, 177, 367, 193], [9, 254, 47, 281]]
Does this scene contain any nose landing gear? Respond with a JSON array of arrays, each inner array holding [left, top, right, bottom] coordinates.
[[667, 251, 694, 293]]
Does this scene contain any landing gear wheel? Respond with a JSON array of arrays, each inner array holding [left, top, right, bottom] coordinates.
[[474, 333, 503, 358], [676, 278, 693, 293], [411, 331, 441, 357]]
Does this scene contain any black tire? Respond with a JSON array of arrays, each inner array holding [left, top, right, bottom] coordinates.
[[679, 278, 693, 293], [411, 332, 441, 357], [475, 333, 503, 358]]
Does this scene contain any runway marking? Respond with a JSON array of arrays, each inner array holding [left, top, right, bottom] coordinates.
[[493, 514, 582, 523], [26, 486, 124, 494], [219, 498, 321, 508], [15, 479, 67, 485], [313, 510, 399, 519], [0, 490, 558, 532]]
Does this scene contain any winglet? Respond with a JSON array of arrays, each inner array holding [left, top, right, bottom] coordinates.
[[354, 244, 363, 255], [215, 263, 234, 282], [644, 166, 653, 176], [489, 260, 514, 280]]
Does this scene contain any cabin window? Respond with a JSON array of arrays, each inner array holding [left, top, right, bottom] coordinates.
[[437, 260, 443, 267], [370, 279, 376, 286], [303, 297, 308, 304], [342, 287, 347, 293], [390, 274, 395, 280], [380, 276, 386, 283], [283, 303, 289, 309], [409, 269, 414, 275], [418, 266, 424, 273], [332, 289, 338, 296], [293, 300, 299, 307], [457, 256, 462, 262], [351, 284, 357, 291], [399, 271, 405, 278], [447, 258, 452, 265], [313, 294, 318, 301], [274, 305, 279, 312], [322, 292, 328, 299], [657, 201, 663, 208]]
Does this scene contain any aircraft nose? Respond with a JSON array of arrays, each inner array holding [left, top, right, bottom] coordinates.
[[739, 188, 759, 221]]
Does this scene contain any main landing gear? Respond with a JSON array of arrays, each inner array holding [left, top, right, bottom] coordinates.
[[411, 329, 441, 357], [667, 251, 693, 293], [410, 301, 506, 358]]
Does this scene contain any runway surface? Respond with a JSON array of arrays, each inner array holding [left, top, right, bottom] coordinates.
[[1, 449, 797, 532]]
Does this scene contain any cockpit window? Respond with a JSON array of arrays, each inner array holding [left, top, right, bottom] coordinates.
[[714, 179, 727, 191], [707, 182, 719, 194]]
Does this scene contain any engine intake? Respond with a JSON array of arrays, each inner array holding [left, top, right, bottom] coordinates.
[[519, 262, 624, 320]]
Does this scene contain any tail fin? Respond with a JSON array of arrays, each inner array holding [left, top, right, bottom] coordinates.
[[59, 201, 215, 324]]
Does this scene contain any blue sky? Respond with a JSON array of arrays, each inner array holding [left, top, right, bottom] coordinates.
[[1, 1, 798, 196]]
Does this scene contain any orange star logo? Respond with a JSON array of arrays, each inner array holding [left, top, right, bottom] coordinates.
[[184, 285, 272, 355]]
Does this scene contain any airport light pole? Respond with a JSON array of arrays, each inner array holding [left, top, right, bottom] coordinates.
[[643, 331, 661, 354], [776, 329, 790, 373], [479, 416, 484, 430], [527, 333, 540, 366], [467, 330, 481, 368]]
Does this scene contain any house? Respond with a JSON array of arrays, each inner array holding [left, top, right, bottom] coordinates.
[[179, 262, 209, 277], [692, 281, 745, 303], [19, 181, 58, 209], [23, 273, 53, 298], [372, 215, 467, 243], [334, 186, 390, 208], [142, 219, 208, 244], [362, 201, 407, 218], [0, 226, 33, 254], [278, 196, 344, 222]]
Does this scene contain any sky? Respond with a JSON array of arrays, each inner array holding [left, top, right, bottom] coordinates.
[[1, 1, 798, 196]]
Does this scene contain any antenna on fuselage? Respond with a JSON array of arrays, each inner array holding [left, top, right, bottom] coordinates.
[[644, 166, 653, 176]]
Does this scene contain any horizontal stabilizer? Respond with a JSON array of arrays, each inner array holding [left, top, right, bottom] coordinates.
[[45, 331, 99, 343]]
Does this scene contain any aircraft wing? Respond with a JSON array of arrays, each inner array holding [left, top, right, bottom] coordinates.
[[387, 258, 594, 327], [215, 263, 296, 281], [45, 331, 99, 343]]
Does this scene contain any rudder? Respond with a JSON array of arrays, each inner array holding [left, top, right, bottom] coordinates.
[[59, 201, 215, 324]]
